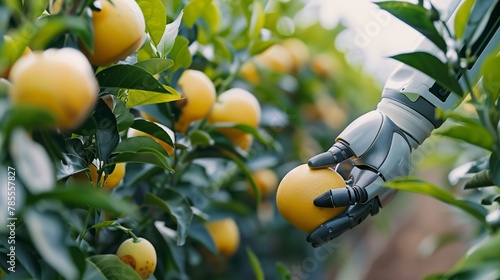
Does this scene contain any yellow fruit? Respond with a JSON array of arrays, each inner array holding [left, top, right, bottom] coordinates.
[[83, 0, 146, 66], [281, 38, 309, 70], [66, 170, 91, 187], [9, 48, 98, 129], [248, 169, 279, 199], [127, 122, 175, 156], [208, 88, 261, 141], [310, 53, 337, 77], [175, 70, 216, 132], [116, 237, 157, 280], [276, 164, 347, 233], [239, 60, 259, 84], [205, 218, 240, 257], [257, 201, 274, 223], [229, 133, 253, 151], [254, 44, 294, 73], [89, 162, 126, 190]]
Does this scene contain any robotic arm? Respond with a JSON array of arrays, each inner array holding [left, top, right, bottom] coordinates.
[[307, 0, 500, 247]]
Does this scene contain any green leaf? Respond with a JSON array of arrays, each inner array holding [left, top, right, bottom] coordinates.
[[84, 255, 141, 280], [435, 123, 493, 150], [462, 232, 500, 267], [489, 151, 500, 187], [25, 0, 48, 20], [153, 221, 187, 275], [248, 39, 275, 56], [432, 233, 500, 279], [93, 99, 120, 160], [213, 37, 233, 62], [33, 186, 139, 217], [136, 0, 167, 46], [169, 36, 193, 72], [95, 65, 181, 107], [90, 220, 117, 229], [201, 2, 221, 33], [276, 16, 295, 36], [112, 137, 173, 171], [276, 262, 292, 280], [187, 222, 217, 254], [145, 191, 194, 246], [96, 64, 170, 93], [385, 178, 490, 230], [54, 137, 89, 180], [111, 96, 135, 132], [481, 53, 500, 102], [391, 52, 463, 96], [127, 87, 181, 108], [186, 146, 261, 203], [248, 1, 265, 39], [212, 123, 273, 146], [158, 10, 184, 57], [31, 14, 94, 51], [183, 0, 211, 28], [9, 129, 55, 194], [462, 0, 496, 44], [189, 129, 214, 147], [464, 170, 494, 189], [113, 152, 172, 171], [134, 58, 174, 75], [0, 105, 57, 140], [130, 119, 174, 147], [376, 1, 447, 51], [454, 0, 476, 40], [247, 247, 264, 280], [24, 208, 79, 280], [440, 111, 482, 126]]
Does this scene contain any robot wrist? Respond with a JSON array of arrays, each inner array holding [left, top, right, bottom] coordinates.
[[376, 92, 436, 149]]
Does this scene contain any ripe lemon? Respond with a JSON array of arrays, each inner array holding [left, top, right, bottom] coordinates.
[[175, 70, 216, 132], [230, 133, 253, 151], [89, 162, 126, 190], [83, 0, 146, 66], [311, 53, 337, 78], [254, 44, 294, 73], [239, 60, 260, 84], [8, 48, 98, 129], [276, 164, 347, 233], [116, 237, 157, 280], [248, 168, 279, 199], [281, 38, 309, 71], [208, 88, 261, 141], [205, 218, 240, 257], [127, 122, 175, 156]]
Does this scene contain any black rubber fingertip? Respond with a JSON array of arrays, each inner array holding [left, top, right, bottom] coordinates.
[[307, 153, 332, 169], [314, 191, 333, 208]]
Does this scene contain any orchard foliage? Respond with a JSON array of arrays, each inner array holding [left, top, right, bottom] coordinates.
[[1, 0, 496, 279], [0, 0, 379, 279]]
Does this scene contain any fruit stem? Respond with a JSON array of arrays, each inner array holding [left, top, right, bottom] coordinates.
[[115, 224, 140, 243]]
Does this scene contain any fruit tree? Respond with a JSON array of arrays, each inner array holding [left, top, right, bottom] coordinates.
[[1, 0, 497, 279]]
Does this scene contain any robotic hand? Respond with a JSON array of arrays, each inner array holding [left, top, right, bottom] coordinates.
[[306, 90, 436, 247], [305, 0, 499, 247]]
